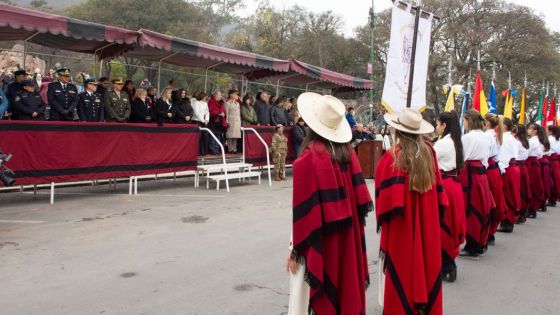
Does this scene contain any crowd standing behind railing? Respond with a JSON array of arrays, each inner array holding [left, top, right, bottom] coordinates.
[[0, 67, 305, 156]]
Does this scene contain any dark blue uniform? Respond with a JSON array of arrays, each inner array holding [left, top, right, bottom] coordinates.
[[4, 81, 24, 113], [12, 90, 45, 120], [78, 91, 105, 122], [47, 81, 79, 121]]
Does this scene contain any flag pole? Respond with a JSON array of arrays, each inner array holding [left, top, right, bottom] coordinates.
[[447, 55, 453, 87], [508, 71, 512, 90], [477, 50, 481, 72], [405, 0, 423, 108], [369, 0, 375, 106]]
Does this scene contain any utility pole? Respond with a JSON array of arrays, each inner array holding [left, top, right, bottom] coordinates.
[[369, 0, 375, 123]]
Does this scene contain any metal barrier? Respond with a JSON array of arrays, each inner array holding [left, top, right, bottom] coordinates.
[[199, 127, 230, 192], [241, 127, 272, 187]]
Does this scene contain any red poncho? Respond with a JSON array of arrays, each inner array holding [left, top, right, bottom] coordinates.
[[487, 158, 507, 237], [292, 140, 372, 315], [375, 146, 447, 315], [440, 172, 466, 261]]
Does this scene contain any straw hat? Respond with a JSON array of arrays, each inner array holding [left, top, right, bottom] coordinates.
[[298, 92, 352, 143], [384, 108, 434, 135]]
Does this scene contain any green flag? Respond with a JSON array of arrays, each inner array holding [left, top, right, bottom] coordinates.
[[537, 87, 545, 124]]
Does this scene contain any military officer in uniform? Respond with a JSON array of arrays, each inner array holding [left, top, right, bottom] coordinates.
[[12, 80, 45, 120], [47, 68, 79, 121], [78, 78, 104, 122], [104, 78, 131, 123]]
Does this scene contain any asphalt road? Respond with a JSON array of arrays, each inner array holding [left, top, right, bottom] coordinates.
[[1, 174, 559, 314]]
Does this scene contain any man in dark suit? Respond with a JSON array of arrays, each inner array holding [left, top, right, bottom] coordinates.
[[12, 80, 45, 120], [254, 91, 272, 125], [78, 78, 104, 122], [47, 68, 79, 121]]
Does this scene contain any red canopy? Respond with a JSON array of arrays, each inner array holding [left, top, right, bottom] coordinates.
[[125, 29, 290, 76], [0, 3, 138, 59], [247, 59, 374, 92]]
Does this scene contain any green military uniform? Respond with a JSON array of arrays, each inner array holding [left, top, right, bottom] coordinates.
[[271, 132, 288, 180], [104, 89, 131, 122]]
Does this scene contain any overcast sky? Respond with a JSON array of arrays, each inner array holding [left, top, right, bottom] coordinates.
[[240, 0, 560, 37]]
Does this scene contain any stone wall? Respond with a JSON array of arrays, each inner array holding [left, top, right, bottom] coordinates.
[[0, 44, 46, 75]]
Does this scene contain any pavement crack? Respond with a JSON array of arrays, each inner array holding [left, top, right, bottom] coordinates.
[[242, 281, 289, 296]]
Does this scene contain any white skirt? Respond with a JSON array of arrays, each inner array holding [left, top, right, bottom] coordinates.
[[288, 263, 310, 315]]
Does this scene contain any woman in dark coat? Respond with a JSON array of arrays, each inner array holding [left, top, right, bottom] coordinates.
[[122, 80, 136, 104], [130, 88, 153, 123], [173, 88, 194, 124], [154, 88, 175, 125]]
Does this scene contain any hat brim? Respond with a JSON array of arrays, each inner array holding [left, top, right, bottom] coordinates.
[[384, 112, 434, 135], [298, 92, 352, 144]]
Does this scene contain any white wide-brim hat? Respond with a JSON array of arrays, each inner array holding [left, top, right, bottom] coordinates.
[[298, 92, 352, 143], [384, 108, 434, 135]]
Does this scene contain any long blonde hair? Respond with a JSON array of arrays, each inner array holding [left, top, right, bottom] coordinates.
[[392, 130, 436, 193], [485, 113, 504, 145]]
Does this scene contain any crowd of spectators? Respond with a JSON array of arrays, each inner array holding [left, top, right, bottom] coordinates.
[[0, 67, 303, 156], [345, 107, 392, 152]]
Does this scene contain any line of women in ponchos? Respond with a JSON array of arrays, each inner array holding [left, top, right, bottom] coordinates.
[[432, 109, 560, 283]]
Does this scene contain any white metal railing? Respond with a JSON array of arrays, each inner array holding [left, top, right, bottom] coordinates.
[[241, 127, 272, 187], [199, 127, 230, 192]]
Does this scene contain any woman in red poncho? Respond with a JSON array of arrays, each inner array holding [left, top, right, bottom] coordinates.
[[287, 92, 372, 315], [433, 111, 465, 283], [375, 108, 447, 315], [483, 113, 507, 246], [496, 117, 521, 233], [459, 109, 494, 259]]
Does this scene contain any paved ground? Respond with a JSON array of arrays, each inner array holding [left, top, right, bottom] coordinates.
[[1, 173, 559, 315]]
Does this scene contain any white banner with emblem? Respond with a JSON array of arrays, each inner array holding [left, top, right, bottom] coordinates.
[[381, 2, 433, 113]]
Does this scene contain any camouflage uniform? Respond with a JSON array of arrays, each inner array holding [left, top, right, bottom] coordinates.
[[271, 133, 288, 180], [104, 90, 131, 122]]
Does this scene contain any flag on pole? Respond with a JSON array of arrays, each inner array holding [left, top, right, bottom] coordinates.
[[473, 71, 489, 115], [367, 63, 373, 75], [542, 95, 549, 127], [537, 88, 545, 125], [503, 90, 514, 119], [519, 87, 526, 124], [460, 90, 469, 131], [547, 97, 556, 126], [444, 89, 454, 112], [489, 81, 497, 114]]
